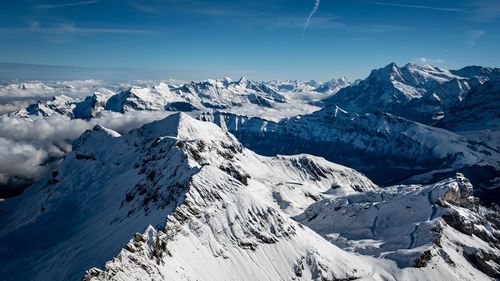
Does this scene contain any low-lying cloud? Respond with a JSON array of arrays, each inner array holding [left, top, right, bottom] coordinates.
[[0, 111, 170, 197], [0, 100, 34, 115]]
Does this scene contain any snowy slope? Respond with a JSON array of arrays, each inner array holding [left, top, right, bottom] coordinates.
[[169, 77, 287, 109], [262, 79, 320, 93], [0, 113, 377, 281], [437, 80, 500, 150], [296, 174, 500, 279], [314, 77, 351, 94], [262, 78, 350, 95], [322, 63, 497, 124], [0, 80, 123, 115], [201, 105, 500, 189], [451, 65, 500, 83], [1, 113, 497, 281]]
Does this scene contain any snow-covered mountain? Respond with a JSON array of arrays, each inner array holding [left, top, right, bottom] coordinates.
[[262, 78, 350, 95], [201, 105, 500, 190], [2, 65, 498, 199], [262, 79, 320, 93], [11, 78, 293, 119], [323, 63, 500, 124], [437, 80, 500, 150], [450, 65, 500, 82], [0, 80, 121, 114], [0, 112, 375, 280], [314, 77, 350, 94], [0, 80, 124, 100], [1, 113, 498, 280], [296, 174, 500, 278]]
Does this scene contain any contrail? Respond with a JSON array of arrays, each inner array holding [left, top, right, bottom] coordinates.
[[303, 0, 321, 35]]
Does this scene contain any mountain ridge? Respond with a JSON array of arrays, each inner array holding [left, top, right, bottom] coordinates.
[[201, 105, 500, 191], [1, 113, 498, 280], [323, 63, 500, 125]]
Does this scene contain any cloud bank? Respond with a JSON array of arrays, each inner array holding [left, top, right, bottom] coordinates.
[[0, 111, 170, 197]]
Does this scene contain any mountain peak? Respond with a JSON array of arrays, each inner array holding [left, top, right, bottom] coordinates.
[[222, 77, 232, 86], [403, 62, 417, 68], [92, 124, 121, 138], [368, 62, 403, 82], [135, 112, 236, 145], [420, 64, 437, 71], [385, 62, 398, 69], [315, 104, 350, 118], [237, 76, 248, 85], [337, 76, 349, 83]]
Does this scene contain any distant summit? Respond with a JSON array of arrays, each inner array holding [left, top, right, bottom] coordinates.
[[323, 62, 500, 124]]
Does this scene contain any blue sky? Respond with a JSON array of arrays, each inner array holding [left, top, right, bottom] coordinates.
[[0, 0, 499, 80]]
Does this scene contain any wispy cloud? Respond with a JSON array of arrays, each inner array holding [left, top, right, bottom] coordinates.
[[358, 0, 464, 12], [0, 22, 158, 36], [352, 24, 414, 33], [36, 0, 100, 9], [467, 30, 486, 46], [359, 0, 500, 22], [129, 0, 246, 17], [412, 57, 445, 65], [128, 0, 413, 35], [29, 21, 40, 30], [469, 0, 500, 21], [50, 23, 157, 35], [303, 0, 321, 35]]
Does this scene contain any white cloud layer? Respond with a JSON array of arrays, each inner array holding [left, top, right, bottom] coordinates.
[[0, 111, 170, 195], [0, 101, 33, 115], [412, 57, 446, 65]]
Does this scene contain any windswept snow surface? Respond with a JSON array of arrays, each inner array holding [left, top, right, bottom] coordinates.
[[1, 113, 498, 281]]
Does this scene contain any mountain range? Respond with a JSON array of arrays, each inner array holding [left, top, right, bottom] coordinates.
[[1, 113, 498, 280], [0, 62, 499, 280], [8, 77, 347, 119], [323, 63, 500, 126], [200, 105, 500, 191]]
